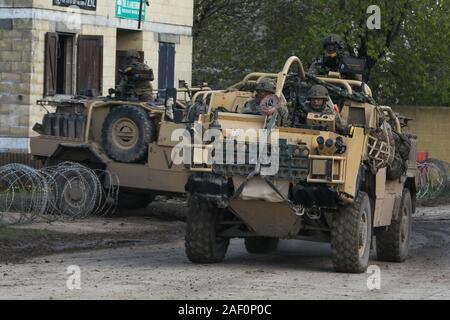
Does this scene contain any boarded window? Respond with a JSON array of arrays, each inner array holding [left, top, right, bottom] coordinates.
[[158, 42, 175, 92], [77, 35, 103, 96], [44, 32, 58, 96]]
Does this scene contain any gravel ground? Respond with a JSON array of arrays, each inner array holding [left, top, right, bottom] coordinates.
[[0, 199, 449, 300]]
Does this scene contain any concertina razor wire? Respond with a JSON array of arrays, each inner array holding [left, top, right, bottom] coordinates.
[[1, 158, 449, 226], [0, 162, 119, 227]]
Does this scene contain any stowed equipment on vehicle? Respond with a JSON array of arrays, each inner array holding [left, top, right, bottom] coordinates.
[[184, 56, 418, 273]]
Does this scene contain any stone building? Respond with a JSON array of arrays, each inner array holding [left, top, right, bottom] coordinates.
[[0, 0, 193, 154]]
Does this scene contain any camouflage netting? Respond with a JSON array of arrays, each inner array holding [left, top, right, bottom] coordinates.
[[387, 131, 412, 180]]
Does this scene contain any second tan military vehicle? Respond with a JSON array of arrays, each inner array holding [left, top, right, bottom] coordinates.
[[30, 86, 209, 211]]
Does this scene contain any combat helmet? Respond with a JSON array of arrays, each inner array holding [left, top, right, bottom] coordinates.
[[255, 78, 276, 94], [125, 50, 141, 62], [307, 85, 329, 99], [323, 34, 343, 50]]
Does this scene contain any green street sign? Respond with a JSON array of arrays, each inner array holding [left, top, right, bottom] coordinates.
[[116, 0, 146, 21]]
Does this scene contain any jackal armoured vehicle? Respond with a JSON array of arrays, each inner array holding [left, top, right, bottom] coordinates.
[[30, 86, 210, 211], [184, 57, 417, 273]]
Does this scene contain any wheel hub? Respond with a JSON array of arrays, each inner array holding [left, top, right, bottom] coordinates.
[[112, 118, 138, 149]]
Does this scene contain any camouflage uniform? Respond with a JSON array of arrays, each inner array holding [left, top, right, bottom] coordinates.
[[242, 78, 290, 127], [309, 56, 363, 81], [118, 51, 154, 102], [309, 35, 363, 81], [303, 85, 347, 133], [309, 35, 345, 76], [309, 57, 341, 76]]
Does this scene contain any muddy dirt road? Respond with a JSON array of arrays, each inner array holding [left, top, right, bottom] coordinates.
[[0, 201, 449, 300]]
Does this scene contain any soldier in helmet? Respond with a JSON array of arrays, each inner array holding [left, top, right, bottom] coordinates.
[[297, 84, 346, 132], [309, 34, 346, 76], [306, 85, 335, 113], [242, 78, 290, 127], [117, 51, 155, 102]]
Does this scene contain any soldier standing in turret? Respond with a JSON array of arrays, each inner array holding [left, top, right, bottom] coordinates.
[[309, 35, 347, 76], [309, 35, 364, 81], [117, 51, 155, 102]]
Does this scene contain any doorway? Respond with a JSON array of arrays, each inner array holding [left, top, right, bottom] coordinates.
[[115, 29, 144, 86]]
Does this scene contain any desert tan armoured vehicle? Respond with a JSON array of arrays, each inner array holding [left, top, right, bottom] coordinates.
[[30, 87, 210, 211], [184, 56, 418, 273]]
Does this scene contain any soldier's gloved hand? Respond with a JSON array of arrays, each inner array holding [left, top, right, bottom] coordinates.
[[341, 125, 355, 137]]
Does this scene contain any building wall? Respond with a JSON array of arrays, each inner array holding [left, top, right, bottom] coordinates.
[[31, 0, 194, 26], [29, 19, 51, 140], [393, 106, 450, 162], [0, 17, 33, 151], [0, 0, 194, 153], [175, 35, 193, 88], [149, 0, 194, 27], [26, 21, 118, 140]]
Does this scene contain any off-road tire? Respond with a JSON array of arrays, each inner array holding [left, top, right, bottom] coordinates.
[[117, 192, 154, 210], [376, 188, 412, 262], [185, 198, 230, 264], [245, 237, 279, 254], [331, 191, 372, 273], [101, 106, 155, 163]]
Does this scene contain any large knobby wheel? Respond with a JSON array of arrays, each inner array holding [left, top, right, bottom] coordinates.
[[185, 198, 230, 264], [376, 188, 412, 262], [101, 106, 155, 163], [245, 237, 279, 254], [331, 191, 372, 273]]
